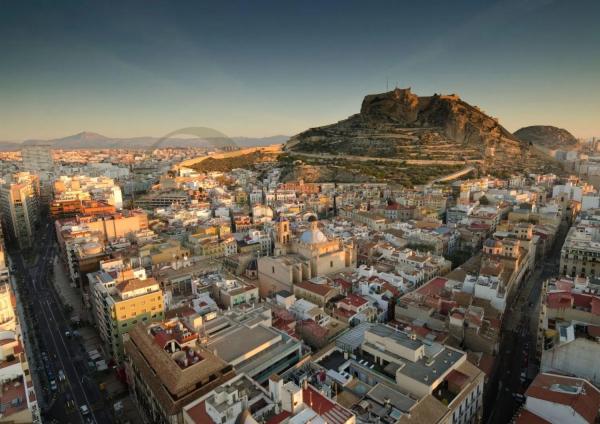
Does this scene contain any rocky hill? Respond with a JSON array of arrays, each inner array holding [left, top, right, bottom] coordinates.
[[285, 88, 550, 176], [514, 125, 578, 150]]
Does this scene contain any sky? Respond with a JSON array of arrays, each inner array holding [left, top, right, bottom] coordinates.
[[1, 0, 599, 141]]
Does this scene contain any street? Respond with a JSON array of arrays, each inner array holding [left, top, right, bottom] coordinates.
[[484, 220, 569, 423], [9, 221, 114, 424]]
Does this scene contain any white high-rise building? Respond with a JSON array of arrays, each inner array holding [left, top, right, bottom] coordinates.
[[21, 143, 54, 173], [21, 143, 55, 204], [0, 172, 41, 249]]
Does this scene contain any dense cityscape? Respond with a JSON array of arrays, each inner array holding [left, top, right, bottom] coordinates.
[[0, 137, 598, 424], [2, 2, 600, 424]]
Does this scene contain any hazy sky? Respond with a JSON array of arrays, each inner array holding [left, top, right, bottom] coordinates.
[[1, 0, 599, 140]]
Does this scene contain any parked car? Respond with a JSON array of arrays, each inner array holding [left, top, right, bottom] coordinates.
[[50, 380, 58, 391], [513, 393, 525, 402]]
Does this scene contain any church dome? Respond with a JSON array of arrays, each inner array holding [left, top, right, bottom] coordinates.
[[300, 228, 328, 244], [484, 239, 502, 248]]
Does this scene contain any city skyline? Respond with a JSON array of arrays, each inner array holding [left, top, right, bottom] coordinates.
[[1, 0, 599, 141], [4, 3, 600, 424]]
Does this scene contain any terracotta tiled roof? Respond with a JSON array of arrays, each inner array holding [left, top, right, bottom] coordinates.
[[295, 280, 336, 297], [587, 325, 600, 338], [116, 276, 158, 293], [446, 369, 469, 389], [339, 294, 367, 308], [546, 292, 573, 310], [525, 373, 600, 423], [451, 312, 464, 320], [380, 282, 401, 297], [477, 353, 496, 378], [415, 277, 447, 296], [555, 280, 574, 291], [591, 297, 600, 316], [572, 293, 593, 310], [266, 411, 291, 424], [514, 409, 551, 424], [124, 324, 234, 415], [334, 307, 356, 319]]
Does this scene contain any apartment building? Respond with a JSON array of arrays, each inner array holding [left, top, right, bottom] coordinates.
[[21, 143, 54, 173], [0, 172, 41, 249], [50, 198, 116, 219], [197, 306, 303, 384], [324, 323, 485, 424], [560, 209, 600, 278], [182, 374, 276, 424], [209, 275, 258, 308], [90, 264, 164, 359], [135, 190, 190, 210], [124, 316, 236, 424], [0, 281, 41, 423], [74, 209, 149, 242], [53, 175, 123, 209], [515, 373, 600, 424], [538, 275, 600, 386]]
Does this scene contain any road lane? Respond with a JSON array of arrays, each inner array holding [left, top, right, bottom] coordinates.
[[10, 221, 112, 424]]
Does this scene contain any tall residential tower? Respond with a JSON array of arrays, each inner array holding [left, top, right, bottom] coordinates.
[[0, 172, 41, 249]]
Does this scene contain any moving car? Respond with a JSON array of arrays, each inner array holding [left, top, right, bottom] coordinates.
[[65, 393, 75, 409]]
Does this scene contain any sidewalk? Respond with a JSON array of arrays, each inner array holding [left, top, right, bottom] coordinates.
[[52, 255, 134, 416], [52, 256, 92, 324]]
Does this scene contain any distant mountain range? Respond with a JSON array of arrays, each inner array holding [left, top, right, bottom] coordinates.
[[0, 132, 289, 151]]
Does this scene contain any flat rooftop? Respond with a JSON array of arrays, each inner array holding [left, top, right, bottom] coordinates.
[[367, 382, 416, 413], [364, 325, 464, 387], [399, 344, 463, 385], [318, 350, 348, 372], [206, 324, 281, 365], [335, 322, 374, 351], [368, 324, 422, 350], [0, 376, 29, 418]]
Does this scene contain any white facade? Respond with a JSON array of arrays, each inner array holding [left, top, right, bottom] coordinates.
[[21, 144, 54, 173], [525, 397, 588, 424], [552, 183, 583, 202], [582, 195, 600, 211]]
